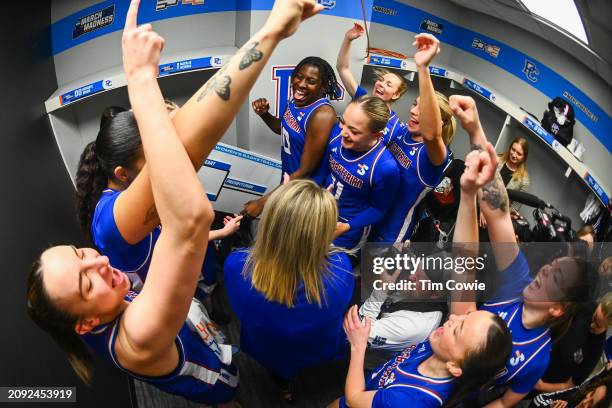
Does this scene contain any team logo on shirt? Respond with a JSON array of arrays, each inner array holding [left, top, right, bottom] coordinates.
[[510, 351, 525, 366], [498, 311, 508, 320], [383, 372, 397, 387], [377, 344, 416, 388], [329, 156, 364, 188], [283, 109, 301, 133], [357, 163, 369, 176], [297, 112, 305, 122], [410, 146, 419, 156], [387, 142, 412, 169]]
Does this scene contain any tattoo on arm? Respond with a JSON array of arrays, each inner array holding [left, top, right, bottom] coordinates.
[[481, 172, 509, 212], [197, 65, 231, 102], [239, 41, 263, 70], [144, 205, 158, 225], [471, 144, 483, 152]]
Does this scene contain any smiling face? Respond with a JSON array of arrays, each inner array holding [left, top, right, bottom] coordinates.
[[508, 142, 525, 167], [373, 73, 403, 103], [428, 311, 497, 374], [291, 64, 323, 107], [523, 257, 583, 306], [40, 245, 130, 333], [407, 97, 422, 135], [339, 103, 379, 152]]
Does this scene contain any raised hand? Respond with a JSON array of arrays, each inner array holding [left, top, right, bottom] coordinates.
[[460, 142, 498, 195], [220, 214, 243, 237], [449, 95, 482, 135], [343, 305, 371, 352], [412, 33, 440, 68], [262, 0, 324, 40], [122, 0, 164, 80], [242, 198, 265, 218], [345, 23, 364, 41], [252, 98, 270, 116]]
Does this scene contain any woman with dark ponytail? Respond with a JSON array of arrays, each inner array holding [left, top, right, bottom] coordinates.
[[74, 87, 241, 296], [27, 0, 322, 403]]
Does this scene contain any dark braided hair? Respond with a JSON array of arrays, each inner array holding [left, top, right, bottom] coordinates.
[[75, 107, 142, 242], [292, 56, 340, 100]]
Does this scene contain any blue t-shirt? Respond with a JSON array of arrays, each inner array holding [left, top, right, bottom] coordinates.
[[481, 252, 551, 394], [372, 131, 450, 243], [339, 341, 454, 408], [280, 97, 333, 182], [92, 189, 216, 292], [321, 129, 400, 249], [82, 291, 238, 405], [223, 250, 354, 379], [354, 85, 406, 146]]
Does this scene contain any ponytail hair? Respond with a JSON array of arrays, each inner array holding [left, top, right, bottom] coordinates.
[[436, 91, 457, 146], [26, 259, 94, 384], [75, 107, 141, 242], [353, 96, 391, 133], [446, 314, 512, 407]]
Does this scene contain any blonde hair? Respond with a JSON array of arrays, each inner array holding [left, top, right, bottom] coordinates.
[[246, 180, 339, 307], [373, 68, 408, 100], [435, 91, 457, 146], [500, 137, 529, 181], [354, 96, 391, 133]]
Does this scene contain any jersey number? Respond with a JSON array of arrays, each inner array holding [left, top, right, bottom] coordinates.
[[330, 176, 344, 200], [281, 127, 291, 155]]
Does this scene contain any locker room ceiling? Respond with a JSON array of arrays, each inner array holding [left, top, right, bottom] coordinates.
[[448, 0, 612, 86]]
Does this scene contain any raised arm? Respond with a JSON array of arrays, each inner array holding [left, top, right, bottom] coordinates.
[[252, 97, 282, 134], [118, 0, 325, 362], [336, 23, 364, 98], [450, 95, 517, 271], [413, 34, 445, 166], [451, 143, 498, 316], [113, 1, 315, 243]]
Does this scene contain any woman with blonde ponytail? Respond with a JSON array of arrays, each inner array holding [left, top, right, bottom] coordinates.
[[371, 35, 455, 244]]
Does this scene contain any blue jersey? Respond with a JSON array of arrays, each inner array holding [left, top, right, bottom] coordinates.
[[481, 252, 551, 394], [372, 132, 450, 243], [223, 250, 354, 379], [82, 291, 238, 405], [280, 97, 332, 182], [340, 341, 454, 408], [323, 130, 400, 249], [354, 85, 406, 146], [92, 189, 216, 294]]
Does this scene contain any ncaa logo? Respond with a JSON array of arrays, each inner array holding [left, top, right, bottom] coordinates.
[[523, 60, 540, 82], [317, 0, 336, 9]]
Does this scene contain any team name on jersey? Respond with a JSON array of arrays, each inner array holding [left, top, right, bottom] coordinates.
[[283, 108, 301, 133], [387, 141, 413, 169], [376, 344, 417, 388], [329, 156, 364, 188]]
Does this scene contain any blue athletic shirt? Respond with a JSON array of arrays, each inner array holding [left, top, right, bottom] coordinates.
[[223, 250, 354, 379], [354, 85, 407, 146], [372, 130, 450, 243], [481, 252, 551, 394], [280, 97, 333, 182], [81, 291, 238, 405], [339, 341, 454, 408], [92, 189, 216, 293], [320, 129, 400, 249]]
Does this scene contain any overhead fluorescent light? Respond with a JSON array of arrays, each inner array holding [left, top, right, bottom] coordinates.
[[521, 0, 589, 44]]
